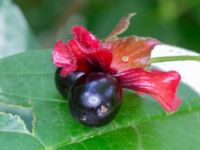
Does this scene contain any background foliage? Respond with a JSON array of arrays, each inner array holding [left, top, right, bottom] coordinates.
[[13, 0, 200, 52]]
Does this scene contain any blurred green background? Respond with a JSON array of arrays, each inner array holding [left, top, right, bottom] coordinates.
[[6, 0, 200, 52]]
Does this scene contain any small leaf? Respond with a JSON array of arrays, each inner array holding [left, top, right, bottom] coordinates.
[[105, 13, 136, 41]]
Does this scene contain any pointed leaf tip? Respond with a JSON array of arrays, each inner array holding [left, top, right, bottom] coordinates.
[[105, 13, 136, 41]]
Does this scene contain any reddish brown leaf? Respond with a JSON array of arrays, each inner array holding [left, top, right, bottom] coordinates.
[[103, 36, 160, 73]]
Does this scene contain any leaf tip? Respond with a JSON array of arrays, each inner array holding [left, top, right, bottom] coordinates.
[[105, 12, 137, 41]]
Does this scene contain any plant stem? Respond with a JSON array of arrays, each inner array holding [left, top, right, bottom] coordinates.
[[151, 55, 200, 63]]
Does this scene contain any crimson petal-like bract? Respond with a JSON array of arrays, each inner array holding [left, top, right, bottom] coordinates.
[[70, 26, 112, 73], [52, 40, 77, 77], [72, 25, 101, 50], [115, 68, 181, 112], [52, 25, 112, 76]]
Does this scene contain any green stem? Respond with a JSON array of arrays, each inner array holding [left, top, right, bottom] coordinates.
[[151, 55, 200, 63]]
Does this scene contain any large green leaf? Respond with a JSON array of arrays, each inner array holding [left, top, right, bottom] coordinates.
[[0, 50, 199, 149], [0, 0, 39, 59]]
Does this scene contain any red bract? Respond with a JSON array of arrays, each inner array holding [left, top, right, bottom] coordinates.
[[114, 69, 181, 112], [52, 13, 181, 112]]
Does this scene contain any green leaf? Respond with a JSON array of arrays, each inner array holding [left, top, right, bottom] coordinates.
[[0, 50, 200, 149], [0, 0, 39, 59]]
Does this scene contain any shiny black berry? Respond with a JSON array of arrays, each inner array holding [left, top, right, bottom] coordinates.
[[69, 72, 122, 127], [55, 68, 84, 98]]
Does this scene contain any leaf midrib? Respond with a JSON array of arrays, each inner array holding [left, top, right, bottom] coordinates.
[[51, 102, 200, 149]]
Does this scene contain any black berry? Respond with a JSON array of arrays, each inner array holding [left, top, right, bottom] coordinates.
[[55, 68, 84, 98], [69, 72, 122, 127]]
